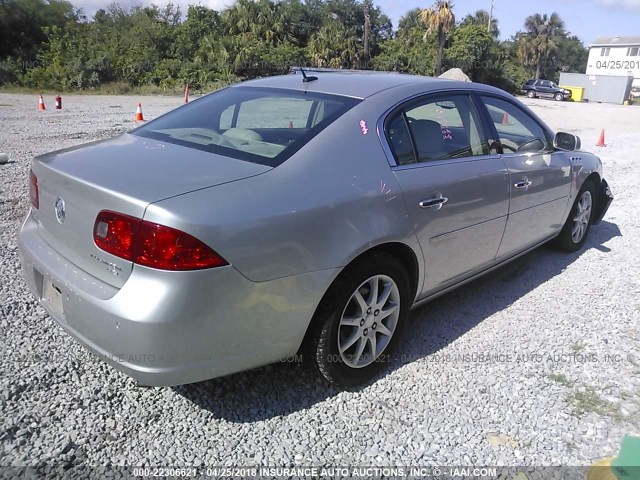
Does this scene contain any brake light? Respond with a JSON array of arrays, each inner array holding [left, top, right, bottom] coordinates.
[[29, 170, 39, 209], [93, 210, 228, 271], [94, 211, 138, 261]]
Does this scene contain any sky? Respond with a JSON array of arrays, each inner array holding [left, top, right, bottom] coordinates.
[[72, 0, 640, 44]]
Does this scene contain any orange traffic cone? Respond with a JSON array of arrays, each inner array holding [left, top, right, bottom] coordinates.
[[135, 102, 144, 122], [38, 95, 46, 111], [184, 83, 190, 103], [596, 129, 606, 147], [501, 112, 509, 125]]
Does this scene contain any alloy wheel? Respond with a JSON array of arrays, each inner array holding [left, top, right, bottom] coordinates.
[[572, 190, 592, 243], [337, 275, 400, 368]]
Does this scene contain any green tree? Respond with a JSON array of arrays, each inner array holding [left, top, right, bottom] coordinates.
[[397, 8, 422, 36], [372, 8, 437, 75], [371, 29, 436, 75], [557, 35, 588, 75], [445, 24, 501, 83], [461, 10, 499, 39], [0, 0, 588, 96], [497, 38, 531, 92], [307, 20, 359, 68], [519, 12, 565, 79], [224, 0, 294, 46], [419, 0, 455, 76], [0, 0, 79, 59]]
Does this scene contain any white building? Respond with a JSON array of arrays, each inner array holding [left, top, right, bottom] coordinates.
[[586, 35, 640, 87]]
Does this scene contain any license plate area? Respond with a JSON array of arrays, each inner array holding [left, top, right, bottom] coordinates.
[[42, 279, 64, 318]]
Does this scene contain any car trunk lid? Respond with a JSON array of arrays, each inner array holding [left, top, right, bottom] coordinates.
[[31, 133, 270, 288]]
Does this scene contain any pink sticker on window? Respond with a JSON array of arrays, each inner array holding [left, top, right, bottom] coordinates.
[[359, 120, 369, 135]]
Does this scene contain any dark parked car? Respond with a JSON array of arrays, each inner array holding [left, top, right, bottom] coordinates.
[[522, 79, 572, 101]]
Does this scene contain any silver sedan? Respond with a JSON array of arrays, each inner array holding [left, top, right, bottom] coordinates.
[[18, 71, 613, 388]]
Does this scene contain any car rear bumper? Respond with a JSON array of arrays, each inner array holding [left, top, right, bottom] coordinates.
[[18, 210, 337, 386], [593, 179, 613, 225]]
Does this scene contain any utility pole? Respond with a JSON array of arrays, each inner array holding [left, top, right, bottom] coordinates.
[[363, 3, 370, 69], [488, 0, 494, 34]]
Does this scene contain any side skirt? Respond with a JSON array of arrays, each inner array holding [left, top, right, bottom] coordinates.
[[410, 232, 559, 310]]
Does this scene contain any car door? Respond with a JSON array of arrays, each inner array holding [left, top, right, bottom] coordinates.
[[384, 93, 510, 295], [477, 95, 572, 258], [531, 80, 542, 97], [541, 80, 555, 98]]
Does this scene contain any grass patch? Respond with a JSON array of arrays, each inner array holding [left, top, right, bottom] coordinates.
[[567, 386, 622, 420], [548, 372, 575, 387]]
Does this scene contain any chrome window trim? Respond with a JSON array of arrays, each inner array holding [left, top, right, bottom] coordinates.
[[391, 152, 507, 171]]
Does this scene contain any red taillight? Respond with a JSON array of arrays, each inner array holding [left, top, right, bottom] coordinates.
[[94, 211, 138, 261], [93, 210, 228, 271], [29, 170, 39, 209]]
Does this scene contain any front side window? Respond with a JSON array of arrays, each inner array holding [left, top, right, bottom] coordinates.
[[133, 87, 360, 167], [480, 96, 550, 154], [385, 95, 488, 165]]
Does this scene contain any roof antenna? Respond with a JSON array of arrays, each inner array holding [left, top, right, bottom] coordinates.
[[299, 67, 318, 83]]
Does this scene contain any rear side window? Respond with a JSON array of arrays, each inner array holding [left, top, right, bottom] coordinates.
[[385, 94, 488, 165], [386, 115, 415, 165], [133, 87, 360, 167]]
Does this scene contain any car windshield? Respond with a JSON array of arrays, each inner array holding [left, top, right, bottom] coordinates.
[[133, 86, 360, 167]]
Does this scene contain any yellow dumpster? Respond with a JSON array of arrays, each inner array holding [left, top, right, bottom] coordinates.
[[560, 85, 585, 102]]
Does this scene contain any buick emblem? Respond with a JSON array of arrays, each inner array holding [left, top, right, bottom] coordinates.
[[54, 197, 66, 224]]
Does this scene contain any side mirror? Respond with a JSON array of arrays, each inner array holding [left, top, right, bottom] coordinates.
[[554, 132, 581, 151]]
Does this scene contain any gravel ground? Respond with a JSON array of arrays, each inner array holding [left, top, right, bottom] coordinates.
[[0, 93, 639, 472]]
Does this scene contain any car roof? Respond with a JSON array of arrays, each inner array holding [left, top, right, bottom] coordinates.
[[237, 71, 508, 99]]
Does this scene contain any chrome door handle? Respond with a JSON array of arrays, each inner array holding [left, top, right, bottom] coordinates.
[[419, 196, 448, 210], [514, 178, 532, 190]]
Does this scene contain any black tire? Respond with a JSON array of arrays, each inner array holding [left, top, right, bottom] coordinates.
[[307, 253, 411, 388], [555, 92, 564, 101], [552, 180, 597, 252], [527, 90, 536, 98]]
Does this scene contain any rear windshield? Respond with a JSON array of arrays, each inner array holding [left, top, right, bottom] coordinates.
[[132, 86, 360, 167]]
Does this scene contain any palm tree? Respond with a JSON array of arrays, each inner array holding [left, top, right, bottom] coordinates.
[[519, 12, 565, 79], [517, 34, 538, 77], [195, 34, 237, 83], [419, 0, 455, 76], [307, 21, 359, 69], [396, 8, 423, 44], [461, 9, 499, 38], [224, 0, 291, 46], [398, 8, 423, 33]]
